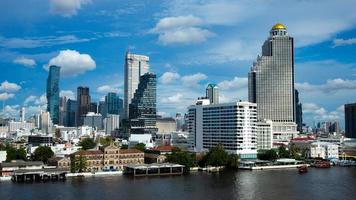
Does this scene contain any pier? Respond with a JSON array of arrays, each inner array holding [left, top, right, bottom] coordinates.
[[124, 163, 184, 176], [12, 168, 69, 182]]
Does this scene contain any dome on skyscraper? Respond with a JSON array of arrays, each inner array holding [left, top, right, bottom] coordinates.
[[272, 23, 286, 30]]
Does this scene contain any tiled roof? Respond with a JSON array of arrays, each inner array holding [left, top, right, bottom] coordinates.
[[74, 150, 103, 155], [119, 149, 143, 154], [152, 145, 174, 152]]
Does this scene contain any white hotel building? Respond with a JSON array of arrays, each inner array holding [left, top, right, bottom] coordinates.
[[187, 99, 258, 159]]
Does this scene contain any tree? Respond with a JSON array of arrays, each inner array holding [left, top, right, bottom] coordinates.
[[289, 144, 302, 160], [200, 145, 229, 167], [228, 154, 240, 169], [258, 149, 278, 161], [6, 147, 27, 162], [0, 143, 5, 150], [78, 138, 96, 150], [33, 146, 54, 164], [166, 151, 197, 172], [121, 144, 128, 149], [99, 136, 112, 146], [278, 146, 290, 158], [133, 143, 146, 152], [71, 155, 87, 173]]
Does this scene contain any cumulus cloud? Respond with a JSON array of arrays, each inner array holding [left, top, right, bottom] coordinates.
[[0, 81, 21, 92], [24, 95, 37, 105], [161, 93, 183, 104], [34, 94, 47, 106], [97, 85, 120, 94], [333, 38, 356, 47], [0, 105, 19, 118], [296, 78, 356, 93], [181, 73, 207, 87], [50, 0, 91, 17], [13, 57, 36, 67], [44, 49, 96, 77], [0, 93, 15, 101], [150, 15, 214, 45], [159, 72, 181, 84], [303, 103, 343, 122], [60, 90, 75, 99], [218, 77, 248, 90]]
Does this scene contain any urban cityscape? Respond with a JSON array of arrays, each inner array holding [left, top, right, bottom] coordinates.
[[0, 1, 355, 200]]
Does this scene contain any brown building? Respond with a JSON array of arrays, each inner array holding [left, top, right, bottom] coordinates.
[[73, 150, 104, 172], [144, 153, 166, 164], [49, 157, 71, 169]]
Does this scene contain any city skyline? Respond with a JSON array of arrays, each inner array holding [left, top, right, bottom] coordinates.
[[0, 0, 355, 128]]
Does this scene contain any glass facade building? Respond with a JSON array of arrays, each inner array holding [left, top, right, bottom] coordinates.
[[77, 87, 91, 126], [66, 99, 77, 127], [46, 65, 60, 125], [129, 73, 157, 133], [206, 83, 219, 104]]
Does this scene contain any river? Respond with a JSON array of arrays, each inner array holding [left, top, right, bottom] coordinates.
[[0, 167, 355, 200]]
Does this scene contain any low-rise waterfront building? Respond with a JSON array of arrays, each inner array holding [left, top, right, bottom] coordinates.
[[257, 120, 273, 150], [73, 150, 104, 172], [0, 160, 44, 177], [309, 142, 339, 160]]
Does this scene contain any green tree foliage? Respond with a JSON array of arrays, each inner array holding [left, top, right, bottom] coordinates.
[[0, 143, 5, 150], [99, 136, 113, 147], [289, 144, 303, 160], [5, 147, 27, 162], [33, 146, 54, 164], [133, 143, 146, 152], [278, 146, 290, 158], [258, 149, 278, 161], [78, 138, 96, 150], [71, 155, 87, 173], [227, 154, 240, 169], [121, 144, 128, 149], [200, 145, 229, 167], [166, 151, 197, 172]]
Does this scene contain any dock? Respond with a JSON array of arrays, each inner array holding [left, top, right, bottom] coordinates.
[[124, 163, 184, 176], [12, 168, 69, 182]]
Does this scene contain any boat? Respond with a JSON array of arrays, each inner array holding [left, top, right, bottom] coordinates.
[[298, 165, 308, 173]]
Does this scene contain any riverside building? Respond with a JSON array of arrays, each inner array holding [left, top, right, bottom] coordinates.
[[248, 23, 298, 143], [187, 100, 258, 159]]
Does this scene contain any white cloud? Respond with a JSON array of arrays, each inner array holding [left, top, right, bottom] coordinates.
[[0, 105, 19, 118], [34, 94, 47, 106], [13, 57, 36, 67], [150, 15, 214, 45], [60, 90, 75, 99], [97, 85, 120, 94], [44, 49, 96, 77], [333, 38, 356, 47], [296, 78, 356, 93], [181, 73, 207, 87], [218, 77, 248, 90], [0, 81, 21, 92], [161, 93, 183, 104], [50, 0, 91, 17], [159, 72, 180, 84], [0, 93, 15, 101], [24, 95, 37, 105], [303, 103, 343, 122]]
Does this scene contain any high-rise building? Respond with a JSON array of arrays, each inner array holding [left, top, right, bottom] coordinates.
[[104, 114, 120, 135], [124, 52, 149, 119], [46, 65, 60, 125], [77, 87, 91, 126], [106, 92, 123, 116], [345, 103, 356, 138], [248, 23, 298, 142], [295, 89, 303, 132], [98, 101, 107, 117], [20, 107, 25, 123], [90, 102, 98, 113], [257, 120, 273, 150], [206, 83, 219, 104], [59, 96, 67, 126], [40, 111, 52, 134], [129, 73, 157, 134], [187, 101, 258, 158], [66, 99, 77, 127], [83, 112, 103, 130]]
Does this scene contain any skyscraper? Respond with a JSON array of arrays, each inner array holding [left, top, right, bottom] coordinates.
[[345, 103, 356, 138], [106, 92, 123, 116], [206, 83, 219, 104], [129, 73, 157, 134], [90, 102, 98, 113], [248, 24, 298, 142], [295, 89, 303, 132], [77, 87, 91, 126], [59, 96, 67, 126], [46, 65, 60, 125], [124, 52, 149, 119], [66, 99, 77, 127]]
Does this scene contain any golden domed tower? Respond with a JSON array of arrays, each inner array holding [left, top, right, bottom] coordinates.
[[270, 23, 288, 37]]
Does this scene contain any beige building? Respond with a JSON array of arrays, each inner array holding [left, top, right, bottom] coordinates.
[[156, 118, 177, 134], [73, 150, 104, 172]]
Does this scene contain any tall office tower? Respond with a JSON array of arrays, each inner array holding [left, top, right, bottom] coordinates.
[[20, 107, 25, 123], [59, 96, 67, 126], [105, 92, 123, 116], [66, 99, 77, 127], [187, 100, 258, 158], [98, 101, 107, 117], [77, 87, 91, 126], [46, 65, 60, 125], [248, 23, 298, 143], [206, 83, 219, 104], [124, 52, 149, 119], [129, 73, 157, 134], [90, 102, 98, 113], [40, 111, 52, 134], [345, 103, 356, 138], [175, 113, 183, 131], [295, 89, 303, 133], [104, 114, 120, 135]]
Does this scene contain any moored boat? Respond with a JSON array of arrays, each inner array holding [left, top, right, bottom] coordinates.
[[298, 165, 308, 173]]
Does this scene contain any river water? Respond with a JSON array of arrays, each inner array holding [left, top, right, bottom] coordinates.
[[0, 167, 355, 200]]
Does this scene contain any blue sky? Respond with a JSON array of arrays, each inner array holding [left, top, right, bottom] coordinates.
[[0, 0, 355, 128]]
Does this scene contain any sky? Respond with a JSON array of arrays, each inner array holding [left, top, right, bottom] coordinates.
[[0, 0, 355, 128]]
